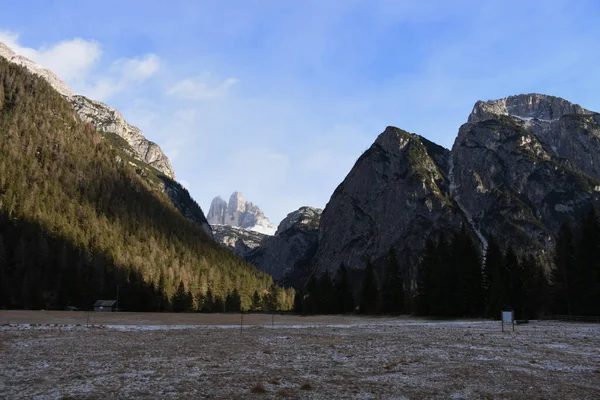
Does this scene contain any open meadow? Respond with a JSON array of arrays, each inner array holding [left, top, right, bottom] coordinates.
[[1, 311, 599, 399]]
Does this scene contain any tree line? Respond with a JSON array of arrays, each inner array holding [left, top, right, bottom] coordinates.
[[297, 211, 600, 318]]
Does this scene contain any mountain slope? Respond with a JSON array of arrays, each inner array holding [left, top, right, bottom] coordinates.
[[312, 94, 600, 280], [247, 206, 322, 282], [452, 94, 600, 265], [0, 57, 273, 310], [314, 127, 463, 274]]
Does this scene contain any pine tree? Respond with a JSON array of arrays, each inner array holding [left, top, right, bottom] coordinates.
[[359, 262, 379, 314], [317, 270, 335, 314], [381, 249, 404, 314], [573, 208, 600, 315], [484, 238, 507, 319], [250, 290, 262, 312], [551, 223, 574, 315], [293, 290, 304, 314], [450, 226, 483, 317], [415, 238, 435, 316], [264, 284, 279, 313], [334, 263, 354, 314]]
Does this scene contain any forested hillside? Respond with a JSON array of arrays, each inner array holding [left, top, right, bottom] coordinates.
[[0, 58, 282, 311]]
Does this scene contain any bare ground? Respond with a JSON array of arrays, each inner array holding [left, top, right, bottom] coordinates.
[[0, 311, 599, 399]]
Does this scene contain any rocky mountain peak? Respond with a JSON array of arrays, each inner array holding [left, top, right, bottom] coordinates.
[[227, 191, 247, 215], [207, 192, 277, 235], [275, 206, 323, 235], [468, 93, 592, 124]]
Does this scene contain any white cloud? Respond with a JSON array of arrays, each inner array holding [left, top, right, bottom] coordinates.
[[0, 31, 160, 102], [167, 74, 238, 100], [0, 30, 100, 83], [113, 54, 160, 82]]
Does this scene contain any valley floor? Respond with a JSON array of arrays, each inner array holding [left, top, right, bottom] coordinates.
[[0, 312, 599, 399]]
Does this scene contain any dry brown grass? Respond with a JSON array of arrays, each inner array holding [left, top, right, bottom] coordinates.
[[1, 313, 599, 399], [277, 387, 294, 397], [250, 382, 267, 394]]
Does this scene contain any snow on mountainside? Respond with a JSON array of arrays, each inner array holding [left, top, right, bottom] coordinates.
[[207, 192, 277, 236]]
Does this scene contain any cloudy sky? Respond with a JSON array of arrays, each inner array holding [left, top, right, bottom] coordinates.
[[1, 1, 599, 224]]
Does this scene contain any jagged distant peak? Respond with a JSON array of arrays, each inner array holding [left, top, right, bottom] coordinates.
[[468, 93, 594, 124], [207, 192, 276, 236]]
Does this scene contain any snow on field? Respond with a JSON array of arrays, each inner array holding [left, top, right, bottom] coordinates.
[[0, 313, 599, 399]]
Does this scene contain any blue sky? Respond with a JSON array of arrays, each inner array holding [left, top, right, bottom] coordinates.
[[1, 0, 600, 224]]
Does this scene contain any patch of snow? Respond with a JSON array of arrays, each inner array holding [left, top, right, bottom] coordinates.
[[248, 223, 276, 236]]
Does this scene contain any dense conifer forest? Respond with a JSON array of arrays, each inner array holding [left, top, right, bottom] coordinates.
[[297, 216, 599, 318], [0, 58, 294, 311]]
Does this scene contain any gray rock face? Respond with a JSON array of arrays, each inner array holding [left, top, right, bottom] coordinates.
[[0, 40, 175, 179], [211, 225, 267, 257], [247, 207, 323, 281], [207, 196, 228, 226], [207, 192, 276, 235], [469, 93, 592, 124], [314, 94, 600, 278], [453, 94, 600, 265], [71, 96, 175, 179], [314, 127, 463, 274]]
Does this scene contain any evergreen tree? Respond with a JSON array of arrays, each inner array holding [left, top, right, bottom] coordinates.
[[415, 238, 435, 316], [551, 223, 575, 315], [359, 262, 379, 314], [316, 270, 335, 314], [573, 208, 600, 315], [450, 226, 483, 317], [381, 249, 404, 314], [293, 290, 304, 314], [225, 289, 242, 312], [250, 290, 262, 312], [504, 247, 522, 317], [334, 263, 355, 314], [304, 274, 318, 314], [264, 284, 279, 313], [484, 238, 507, 319]]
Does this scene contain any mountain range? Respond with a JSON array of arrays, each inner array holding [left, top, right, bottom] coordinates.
[[210, 93, 600, 290], [2, 38, 600, 304]]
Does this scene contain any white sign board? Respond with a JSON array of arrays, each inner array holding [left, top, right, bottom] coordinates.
[[501, 310, 515, 332]]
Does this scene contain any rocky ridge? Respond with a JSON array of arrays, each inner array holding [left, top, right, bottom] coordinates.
[[207, 192, 277, 235], [0, 40, 174, 179], [247, 207, 322, 281], [314, 93, 600, 278]]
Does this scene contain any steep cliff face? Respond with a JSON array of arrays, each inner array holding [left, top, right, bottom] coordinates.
[[207, 192, 277, 235], [247, 207, 322, 281], [71, 96, 175, 179], [468, 93, 593, 124], [314, 127, 463, 274], [314, 94, 600, 278], [453, 95, 600, 265]]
